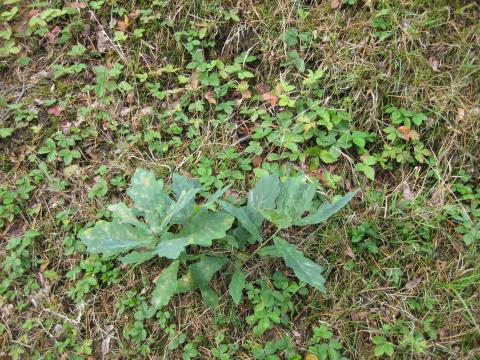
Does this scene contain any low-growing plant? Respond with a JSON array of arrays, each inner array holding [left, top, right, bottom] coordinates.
[[79, 168, 356, 310]]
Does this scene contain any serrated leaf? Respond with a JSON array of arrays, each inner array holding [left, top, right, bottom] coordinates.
[[294, 191, 357, 226], [274, 237, 326, 293], [127, 168, 172, 233], [151, 260, 179, 309], [79, 220, 155, 257], [229, 268, 246, 305], [119, 250, 156, 265]]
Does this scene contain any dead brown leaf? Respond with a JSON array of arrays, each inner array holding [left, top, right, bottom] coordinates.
[[205, 90, 217, 104], [455, 107, 466, 122], [331, 0, 341, 9], [47, 106, 63, 116], [44, 26, 61, 41], [351, 311, 369, 321], [262, 92, 278, 107], [27, 9, 41, 19], [428, 57, 440, 72], [117, 20, 128, 32], [344, 246, 356, 259], [255, 83, 270, 94], [402, 183, 415, 200], [398, 125, 411, 141], [68, 2, 87, 8], [238, 81, 252, 99], [405, 277, 421, 290], [190, 70, 200, 90], [97, 30, 109, 52], [252, 155, 263, 168], [129, 9, 141, 19]]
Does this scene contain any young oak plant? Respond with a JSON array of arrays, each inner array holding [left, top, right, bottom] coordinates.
[[79, 169, 356, 310]]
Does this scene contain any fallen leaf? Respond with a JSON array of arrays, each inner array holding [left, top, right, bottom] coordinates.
[[205, 90, 217, 104], [68, 2, 87, 8], [101, 325, 114, 356], [405, 277, 421, 290], [261, 92, 278, 107], [120, 107, 132, 117], [351, 311, 369, 321], [63, 165, 80, 178], [455, 107, 466, 122], [428, 57, 440, 72], [139, 107, 153, 116], [44, 26, 61, 41], [39, 261, 49, 273], [190, 70, 200, 90], [117, 17, 129, 32], [97, 30, 109, 52], [1, 304, 13, 319], [47, 106, 63, 116], [238, 81, 252, 99], [331, 0, 341, 9], [409, 129, 419, 141], [27, 9, 41, 19], [402, 183, 415, 200], [344, 246, 356, 259], [128, 9, 141, 19], [252, 155, 263, 168], [398, 125, 411, 141], [255, 83, 270, 94]]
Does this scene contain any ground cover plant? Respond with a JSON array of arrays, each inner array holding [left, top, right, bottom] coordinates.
[[0, 0, 479, 358]]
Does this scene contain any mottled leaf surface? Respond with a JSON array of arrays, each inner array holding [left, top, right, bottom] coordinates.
[[274, 237, 326, 293], [127, 168, 171, 233], [151, 261, 179, 309], [79, 220, 155, 257], [229, 268, 246, 305]]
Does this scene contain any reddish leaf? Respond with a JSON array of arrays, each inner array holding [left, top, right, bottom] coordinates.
[[44, 26, 61, 41], [205, 90, 217, 104], [68, 2, 87, 8], [261, 92, 278, 107], [47, 106, 63, 116], [252, 156, 263, 168], [331, 0, 341, 9], [27, 9, 41, 19], [398, 125, 411, 141], [255, 83, 270, 95], [128, 9, 141, 19], [117, 18, 129, 31]]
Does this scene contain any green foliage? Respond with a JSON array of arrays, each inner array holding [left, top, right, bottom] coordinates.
[[372, 336, 394, 357], [245, 272, 307, 337], [0, 175, 36, 229], [80, 169, 355, 309], [307, 324, 347, 360]]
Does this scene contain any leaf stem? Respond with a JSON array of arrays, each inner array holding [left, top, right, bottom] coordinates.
[[242, 227, 281, 264]]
